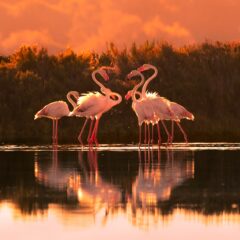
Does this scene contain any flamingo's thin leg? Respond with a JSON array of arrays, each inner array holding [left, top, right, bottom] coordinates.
[[92, 118, 100, 146], [157, 122, 161, 146], [55, 120, 58, 145], [171, 120, 175, 143], [176, 121, 188, 144], [144, 123, 147, 144], [138, 125, 142, 147], [78, 118, 89, 145], [147, 124, 150, 145], [161, 120, 171, 145], [151, 124, 154, 144], [52, 119, 57, 145], [89, 123, 96, 145], [52, 120, 56, 145], [87, 119, 95, 144]]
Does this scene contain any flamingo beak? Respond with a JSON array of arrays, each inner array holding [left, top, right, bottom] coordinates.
[[137, 66, 144, 72], [103, 72, 109, 81], [125, 94, 130, 100], [127, 73, 131, 79]]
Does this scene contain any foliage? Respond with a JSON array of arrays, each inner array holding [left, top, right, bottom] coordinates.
[[0, 41, 240, 144]]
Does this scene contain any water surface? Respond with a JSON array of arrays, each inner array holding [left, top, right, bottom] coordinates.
[[0, 143, 240, 240]]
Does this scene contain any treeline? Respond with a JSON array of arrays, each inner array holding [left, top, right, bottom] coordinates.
[[0, 41, 240, 144]]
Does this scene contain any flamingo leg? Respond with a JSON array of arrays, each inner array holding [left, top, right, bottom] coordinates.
[[138, 125, 142, 147], [55, 120, 58, 144], [90, 118, 100, 146], [52, 120, 56, 145], [176, 121, 188, 143], [171, 120, 174, 143], [93, 118, 100, 146], [87, 119, 95, 144], [52, 119, 57, 145], [157, 122, 161, 146], [151, 124, 154, 144], [161, 120, 171, 144], [78, 118, 89, 145], [147, 124, 150, 145], [144, 123, 147, 144]]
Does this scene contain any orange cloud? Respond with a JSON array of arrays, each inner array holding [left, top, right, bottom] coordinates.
[[143, 16, 192, 38], [0, 0, 240, 54], [67, 0, 142, 52], [0, 30, 62, 54]]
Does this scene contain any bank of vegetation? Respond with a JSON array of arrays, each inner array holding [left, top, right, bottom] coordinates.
[[0, 41, 240, 143]]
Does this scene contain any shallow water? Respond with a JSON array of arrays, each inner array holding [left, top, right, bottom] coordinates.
[[0, 143, 240, 240]]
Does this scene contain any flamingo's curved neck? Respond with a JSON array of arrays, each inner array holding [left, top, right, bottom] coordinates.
[[110, 92, 122, 105], [132, 73, 144, 102], [67, 91, 79, 108], [141, 66, 158, 98], [135, 91, 142, 100], [92, 70, 107, 93]]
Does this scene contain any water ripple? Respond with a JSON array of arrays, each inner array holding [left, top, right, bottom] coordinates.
[[0, 142, 240, 152]]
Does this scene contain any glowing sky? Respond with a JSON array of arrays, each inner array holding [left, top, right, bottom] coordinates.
[[0, 0, 240, 54]]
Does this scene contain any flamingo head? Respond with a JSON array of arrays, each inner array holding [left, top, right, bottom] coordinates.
[[125, 90, 133, 100], [127, 70, 140, 79], [34, 112, 43, 120], [34, 114, 39, 120], [137, 63, 154, 72], [98, 69, 109, 81], [34, 107, 47, 120]]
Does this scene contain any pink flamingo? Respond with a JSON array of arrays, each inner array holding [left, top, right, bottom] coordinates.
[[70, 72, 122, 145], [34, 101, 70, 144], [137, 63, 194, 143], [125, 72, 150, 145], [167, 101, 194, 143], [66, 68, 111, 144], [125, 70, 172, 145]]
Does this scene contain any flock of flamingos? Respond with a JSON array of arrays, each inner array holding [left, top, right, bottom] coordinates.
[[34, 63, 194, 146]]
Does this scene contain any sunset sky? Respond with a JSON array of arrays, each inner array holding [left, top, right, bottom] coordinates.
[[0, 0, 240, 54]]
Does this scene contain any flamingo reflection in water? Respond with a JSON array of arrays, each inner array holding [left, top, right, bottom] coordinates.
[[34, 147, 121, 220], [34, 146, 195, 228], [77, 149, 122, 213], [131, 147, 194, 226], [34, 148, 80, 200]]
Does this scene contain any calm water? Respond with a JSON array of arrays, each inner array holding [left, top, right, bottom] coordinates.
[[0, 143, 240, 240]]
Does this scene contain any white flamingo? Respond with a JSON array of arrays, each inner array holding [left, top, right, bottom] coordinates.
[[66, 68, 111, 144], [34, 101, 70, 144], [125, 70, 172, 145], [70, 74, 122, 145], [125, 70, 155, 145], [137, 63, 194, 143], [34, 67, 116, 145], [167, 101, 194, 142]]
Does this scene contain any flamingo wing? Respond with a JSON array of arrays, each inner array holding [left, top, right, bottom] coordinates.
[[71, 93, 107, 117], [169, 102, 194, 120], [35, 101, 69, 120]]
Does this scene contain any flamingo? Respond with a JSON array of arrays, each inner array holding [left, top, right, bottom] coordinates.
[[137, 63, 194, 143], [34, 101, 70, 144], [70, 72, 122, 145], [125, 70, 172, 145], [125, 70, 155, 145], [137, 64, 172, 144], [66, 68, 111, 144], [167, 101, 194, 143]]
